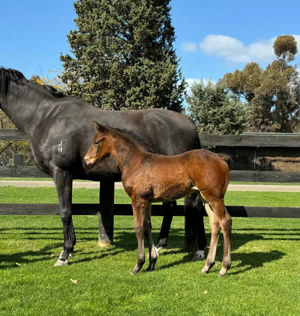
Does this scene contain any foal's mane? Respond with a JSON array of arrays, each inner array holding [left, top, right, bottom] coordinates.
[[0, 67, 66, 99]]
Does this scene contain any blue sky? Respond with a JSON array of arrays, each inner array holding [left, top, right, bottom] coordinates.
[[1, 0, 300, 90]]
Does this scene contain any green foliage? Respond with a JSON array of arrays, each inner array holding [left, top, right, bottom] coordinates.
[[30, 71, 66, 92], [224, 62, 262, 103], [0, 111, 34, 166], [224, 35, 300, 132], [187, 80, 250, 135], [273, 35, 298, 62], [60, 0, 185, 111]]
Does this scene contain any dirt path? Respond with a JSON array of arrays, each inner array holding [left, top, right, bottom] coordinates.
[[0, 180, 299, 192]]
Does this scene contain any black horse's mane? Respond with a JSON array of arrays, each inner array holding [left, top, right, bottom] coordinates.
[[0, 67, 66, 99], [0, 68, 25, 98], [43, 85, 65, 98]]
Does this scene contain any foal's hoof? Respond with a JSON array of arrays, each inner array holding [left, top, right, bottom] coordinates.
[[201, 262, 215, 274], [219, 264, 230, 277], [130, 265, 142, 275], [54, 259, 68, 267], [146, 262, 156, 272], [193, 250, 205, 261], [130, 269, 139, 275], [201, 267, 209, 274]]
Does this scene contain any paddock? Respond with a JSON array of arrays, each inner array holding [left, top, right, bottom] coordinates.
[[1, 130, 299, 312]]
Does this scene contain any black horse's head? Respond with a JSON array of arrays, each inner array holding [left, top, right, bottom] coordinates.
[[0, 67, 26, 107]]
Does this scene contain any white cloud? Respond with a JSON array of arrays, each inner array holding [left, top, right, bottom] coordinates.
[[199, 35, 275, 63], [183, 34, 300, 64], [185, 78, 216, 96], [181, 41, 198, 53], [292, 34, 300, 51]]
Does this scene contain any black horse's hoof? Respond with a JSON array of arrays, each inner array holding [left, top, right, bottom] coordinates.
[[146, 266, 155, 272], [54, 259, 68, 267], [193, 250, 205, 261]]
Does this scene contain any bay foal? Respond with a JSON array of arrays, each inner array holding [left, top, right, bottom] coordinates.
[[84, 123, 232, 276]]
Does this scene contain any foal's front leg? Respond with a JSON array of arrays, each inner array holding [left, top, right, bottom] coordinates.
[[130, 198, 150, 274]]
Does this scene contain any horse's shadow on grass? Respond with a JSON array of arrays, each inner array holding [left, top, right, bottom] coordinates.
[[112, 228, 289, 274], [0, 239, 124, 269], [229, 250, 285, 275], [1, 225, 295, 273], [0, 243, 63, 269], [0, 226, 110, 269], [0, 226, 99, 241], [155, 249, 285, 275]]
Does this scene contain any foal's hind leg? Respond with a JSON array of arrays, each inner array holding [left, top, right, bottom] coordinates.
[[218, 206, 232, 276], [201, 203, 220, 274], [201, 199, 232, 276]]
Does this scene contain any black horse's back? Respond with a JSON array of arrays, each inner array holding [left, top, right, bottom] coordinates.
[[142, 108, 200, 154]]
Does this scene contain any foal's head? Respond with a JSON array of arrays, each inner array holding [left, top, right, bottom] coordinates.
[[84, 122, 112, 167]]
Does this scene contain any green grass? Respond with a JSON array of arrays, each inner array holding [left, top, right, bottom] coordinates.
[[0, 215, 299, 315], [0, 186, 299, 314], [0, 186, 299, 207]]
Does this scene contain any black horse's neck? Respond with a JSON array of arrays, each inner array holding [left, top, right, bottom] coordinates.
[[0, 68, 63, 136]]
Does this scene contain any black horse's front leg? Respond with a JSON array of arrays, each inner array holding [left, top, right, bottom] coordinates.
[[185, 192, 207, 261], [52, 167, 75, 266], [99, 180, 114, 246], [155, 201, 176, 252]]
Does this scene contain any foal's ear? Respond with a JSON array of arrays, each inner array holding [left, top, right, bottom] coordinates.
[[93, 122, 108, 134]]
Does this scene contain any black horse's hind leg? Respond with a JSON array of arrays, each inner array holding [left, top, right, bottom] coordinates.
[[99, 180, 114, 246], [52, 167, 76, 266], [185, 192, 207, 261], [155, 201, 176, 252]]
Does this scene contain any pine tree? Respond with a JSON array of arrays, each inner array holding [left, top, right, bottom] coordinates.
[[187, 80, 250, 135], [60, 0, 185, 111]]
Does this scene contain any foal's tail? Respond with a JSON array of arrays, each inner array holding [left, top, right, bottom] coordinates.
[[218, 153, 232, 165], [222, 158, 230, 195]]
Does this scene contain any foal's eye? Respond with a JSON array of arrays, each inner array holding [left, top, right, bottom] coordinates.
[[95, 138, 103, 146]]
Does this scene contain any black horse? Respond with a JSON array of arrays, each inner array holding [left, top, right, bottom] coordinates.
[[0, 67, 206, 266]]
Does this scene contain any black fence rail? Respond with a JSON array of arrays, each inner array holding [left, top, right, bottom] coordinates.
[[1, 129, 299, 218], [0, 204, 299, 218]]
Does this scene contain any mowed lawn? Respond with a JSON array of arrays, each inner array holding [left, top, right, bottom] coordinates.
[[0, 186, 299, 315]]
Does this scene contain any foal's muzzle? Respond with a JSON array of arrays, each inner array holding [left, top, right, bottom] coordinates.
[[83, 158, 94, 169]]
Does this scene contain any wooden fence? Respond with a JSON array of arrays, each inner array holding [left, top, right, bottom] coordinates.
[[0, 129, 299, 218]]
